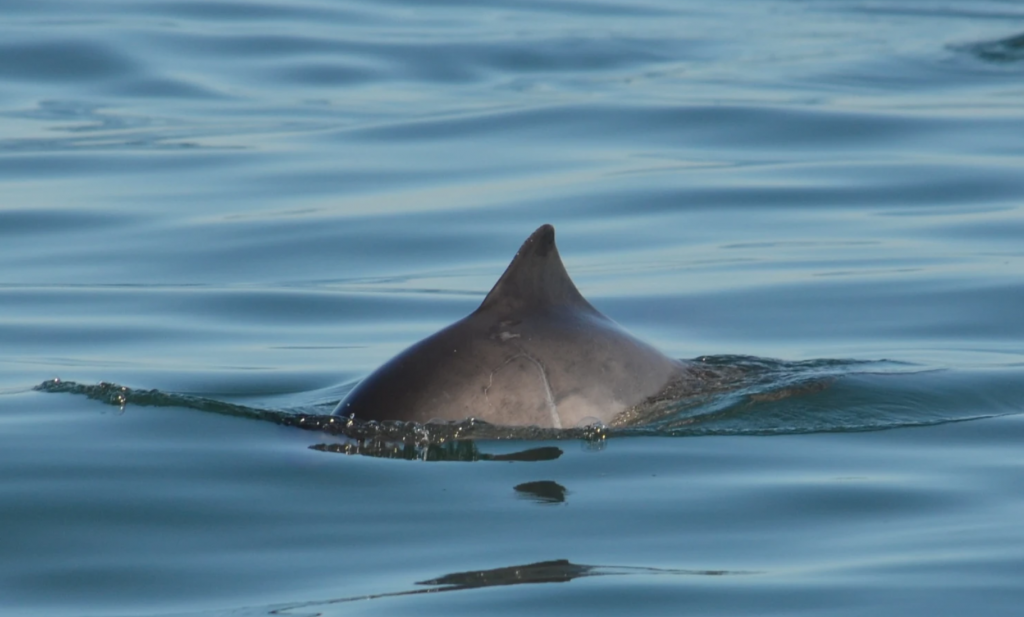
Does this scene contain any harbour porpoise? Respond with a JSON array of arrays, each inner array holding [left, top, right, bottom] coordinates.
[[334, 224, 691, 428]]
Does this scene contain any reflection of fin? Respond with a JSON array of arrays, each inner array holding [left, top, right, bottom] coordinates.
[[412, 559, 753, 590], [264, 560, 758, 613], [514, 480, 568, 504], [418, 559, 589, 587]]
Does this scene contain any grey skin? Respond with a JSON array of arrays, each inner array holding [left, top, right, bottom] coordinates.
[[334, 224, 690, 428]]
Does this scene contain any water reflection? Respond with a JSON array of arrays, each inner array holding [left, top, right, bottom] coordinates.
[[309, 440, 563, 462], [267, 559, 753, 614], [514, 480, 568, 504], [417, 560, 601, 588]]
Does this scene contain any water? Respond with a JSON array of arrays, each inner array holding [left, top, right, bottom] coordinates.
[[2, 0, 1023, 615]]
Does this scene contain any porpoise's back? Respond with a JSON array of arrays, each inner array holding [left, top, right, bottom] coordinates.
[[334, 225, 686, 428]]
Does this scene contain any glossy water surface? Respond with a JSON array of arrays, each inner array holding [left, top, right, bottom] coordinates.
[[2, 1, 1023, 615]]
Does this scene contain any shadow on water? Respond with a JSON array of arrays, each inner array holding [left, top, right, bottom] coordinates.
[[33, 355, 1024, 461]]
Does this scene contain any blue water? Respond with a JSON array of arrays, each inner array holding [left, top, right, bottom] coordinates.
[[2, 0, 1024, 615]]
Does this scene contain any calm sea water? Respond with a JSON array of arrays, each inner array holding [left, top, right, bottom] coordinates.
[[2, 0, 1024, 615]]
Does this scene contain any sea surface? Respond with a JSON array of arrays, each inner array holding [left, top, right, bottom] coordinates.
[[2, 0, 1024, 615]]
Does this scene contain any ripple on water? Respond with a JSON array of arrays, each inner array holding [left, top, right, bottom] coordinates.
[[0, 40, 137, 82]]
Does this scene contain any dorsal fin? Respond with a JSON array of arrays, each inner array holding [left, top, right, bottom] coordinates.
[[477, 224, 600, 315]]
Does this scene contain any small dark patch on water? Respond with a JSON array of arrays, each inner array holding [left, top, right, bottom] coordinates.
[[514, 480, 568, 504]]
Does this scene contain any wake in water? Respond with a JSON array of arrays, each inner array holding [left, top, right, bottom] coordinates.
[[34, 355, 1017, 461]]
